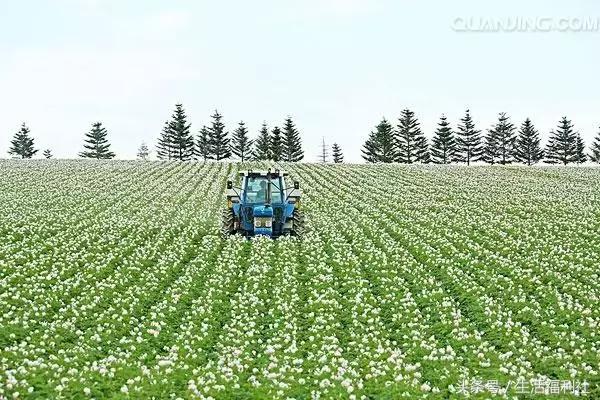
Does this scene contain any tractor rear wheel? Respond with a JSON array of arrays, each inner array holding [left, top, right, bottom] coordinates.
[[221, 208, 236, 237], [290, 209, 305, 237]]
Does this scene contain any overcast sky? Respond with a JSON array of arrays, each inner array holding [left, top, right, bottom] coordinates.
[[1, 0, 599, 162]]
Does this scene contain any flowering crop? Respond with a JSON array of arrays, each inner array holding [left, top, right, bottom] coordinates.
[[0, 160, 599, 399]]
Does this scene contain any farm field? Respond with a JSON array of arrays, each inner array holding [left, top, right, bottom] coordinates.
[[0, 160, 599, 399]]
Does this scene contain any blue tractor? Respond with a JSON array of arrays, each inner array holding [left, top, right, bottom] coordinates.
[[222, 169, 304, 238]]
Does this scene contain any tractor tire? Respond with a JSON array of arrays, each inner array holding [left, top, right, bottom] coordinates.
[[290, 209, 305, 237], [221, 208, 236, 237]]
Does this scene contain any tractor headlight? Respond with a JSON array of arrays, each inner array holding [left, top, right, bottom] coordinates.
[[254, 217, 272, 228]]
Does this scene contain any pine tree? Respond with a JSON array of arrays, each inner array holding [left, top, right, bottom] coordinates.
[[332, 143, 343, 163], [282, 117, 304, 162], [590, 128, 600, 163], [79, 122, 115, 159], [168, 104, 194, 161], [455, 109, 482, 165], [270, 126, 283, 162], [575, 133, 587, 164], [137, 142, 150, 160], [231, 121, 253, 162], [157, 121, 174, 160], [480, 129, 500, 164], [196, 126, 211, 161], [43, 149, 53, 159], [514, 118, 544, 165], [430, 115, 456, 164], [8, 123, 38, 159], [546, 117, 578, 165], [252, 123, 271, 161], [396, 109, 429, 163], [362, 118, 396, 163], [208, 110, 231, 160]]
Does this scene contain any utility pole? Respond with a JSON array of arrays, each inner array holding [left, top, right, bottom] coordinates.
[[319, 136, 329, 163]]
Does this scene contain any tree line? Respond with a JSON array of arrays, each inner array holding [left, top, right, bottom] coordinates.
[[363, 109, 600, 165], [5, 103, 308, 162]]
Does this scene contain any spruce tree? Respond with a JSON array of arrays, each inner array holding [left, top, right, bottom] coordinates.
[[396, 109, 429, 163], [455, 109, 482, 165], [196, 126, 211, 161], [546, 117, 577, 165], [270, 126, 283, 162], [137, 142, 149, 160], [480, 128, 500, 164], [361, 118, 396, 163], [252, 123, 271, 161], [8, 123, 38, 159], [514, 118, 544, 165], [168, 104, 194, 161], [495, 113, 516, 164], [282, 117, 304, 162], [208, 110, 231, 160], [590, 128, 600, 163], [231, 121, 253, 162], [157, 121, 174, 160], [430, 115, 456, 164], [79, 122, 115, 159], [332, 143, 343, 163], [575, 134, 587, 164], [43, 149, 53, 159]]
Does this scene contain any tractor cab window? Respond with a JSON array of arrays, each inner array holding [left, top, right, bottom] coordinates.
[[244, 177, 283, 203]]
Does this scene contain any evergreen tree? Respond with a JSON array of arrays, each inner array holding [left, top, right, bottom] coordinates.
[[157, 121, 174, 160], [332, 143, 343, 163], [396, 109, 429, 163], [546, 117, 578, 165], [494, 113, 516, 164], [252, 122, 271, 161], [8, 123, 38, 159], [168, 104, 194, 161], [79, 122, 115, 159], [43, 149, 53, 159], [282, 117, 304, 162], [590, 128, 600, 163], [231, 121, 253, 161], [480, 128, 500, 164], [196, 126, 211, 161], [455, 109, 482, 165], [514, 118, 544, 165], [575, 133, 587, 164], [430, 115, 456, 164], [361, 118, 396, 163], [270, 126, 283, 162], [208, 110, 231, 160], [137, 142, 150, 160]]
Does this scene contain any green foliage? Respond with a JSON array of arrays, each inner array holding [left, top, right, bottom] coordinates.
[[282, 117, 304, 162], [430, 115, 456, 164], [396, 109, 429, 163], [8, 123, 38, 159], [362, 118, 396, 163], [79, 122, 115, 159], [455, 109, 482, 165], [514, 118, 544, 165], [208, 110, 231, 160], [545, 117, 578, 165], [252, 123, 271, 161], [231, 121, 253, 162], [332, 143, 343, 163]]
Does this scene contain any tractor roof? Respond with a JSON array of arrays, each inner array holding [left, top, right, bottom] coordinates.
[[239, 169, 289, 177]]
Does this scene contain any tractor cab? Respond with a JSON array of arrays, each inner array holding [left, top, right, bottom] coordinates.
[[222, 169, 303, 238]]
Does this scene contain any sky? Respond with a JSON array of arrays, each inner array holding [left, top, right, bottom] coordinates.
[[0, 0, 599, 162]]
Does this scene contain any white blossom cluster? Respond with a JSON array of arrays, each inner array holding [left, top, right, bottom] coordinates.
[[0, 160, 598, 398]]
